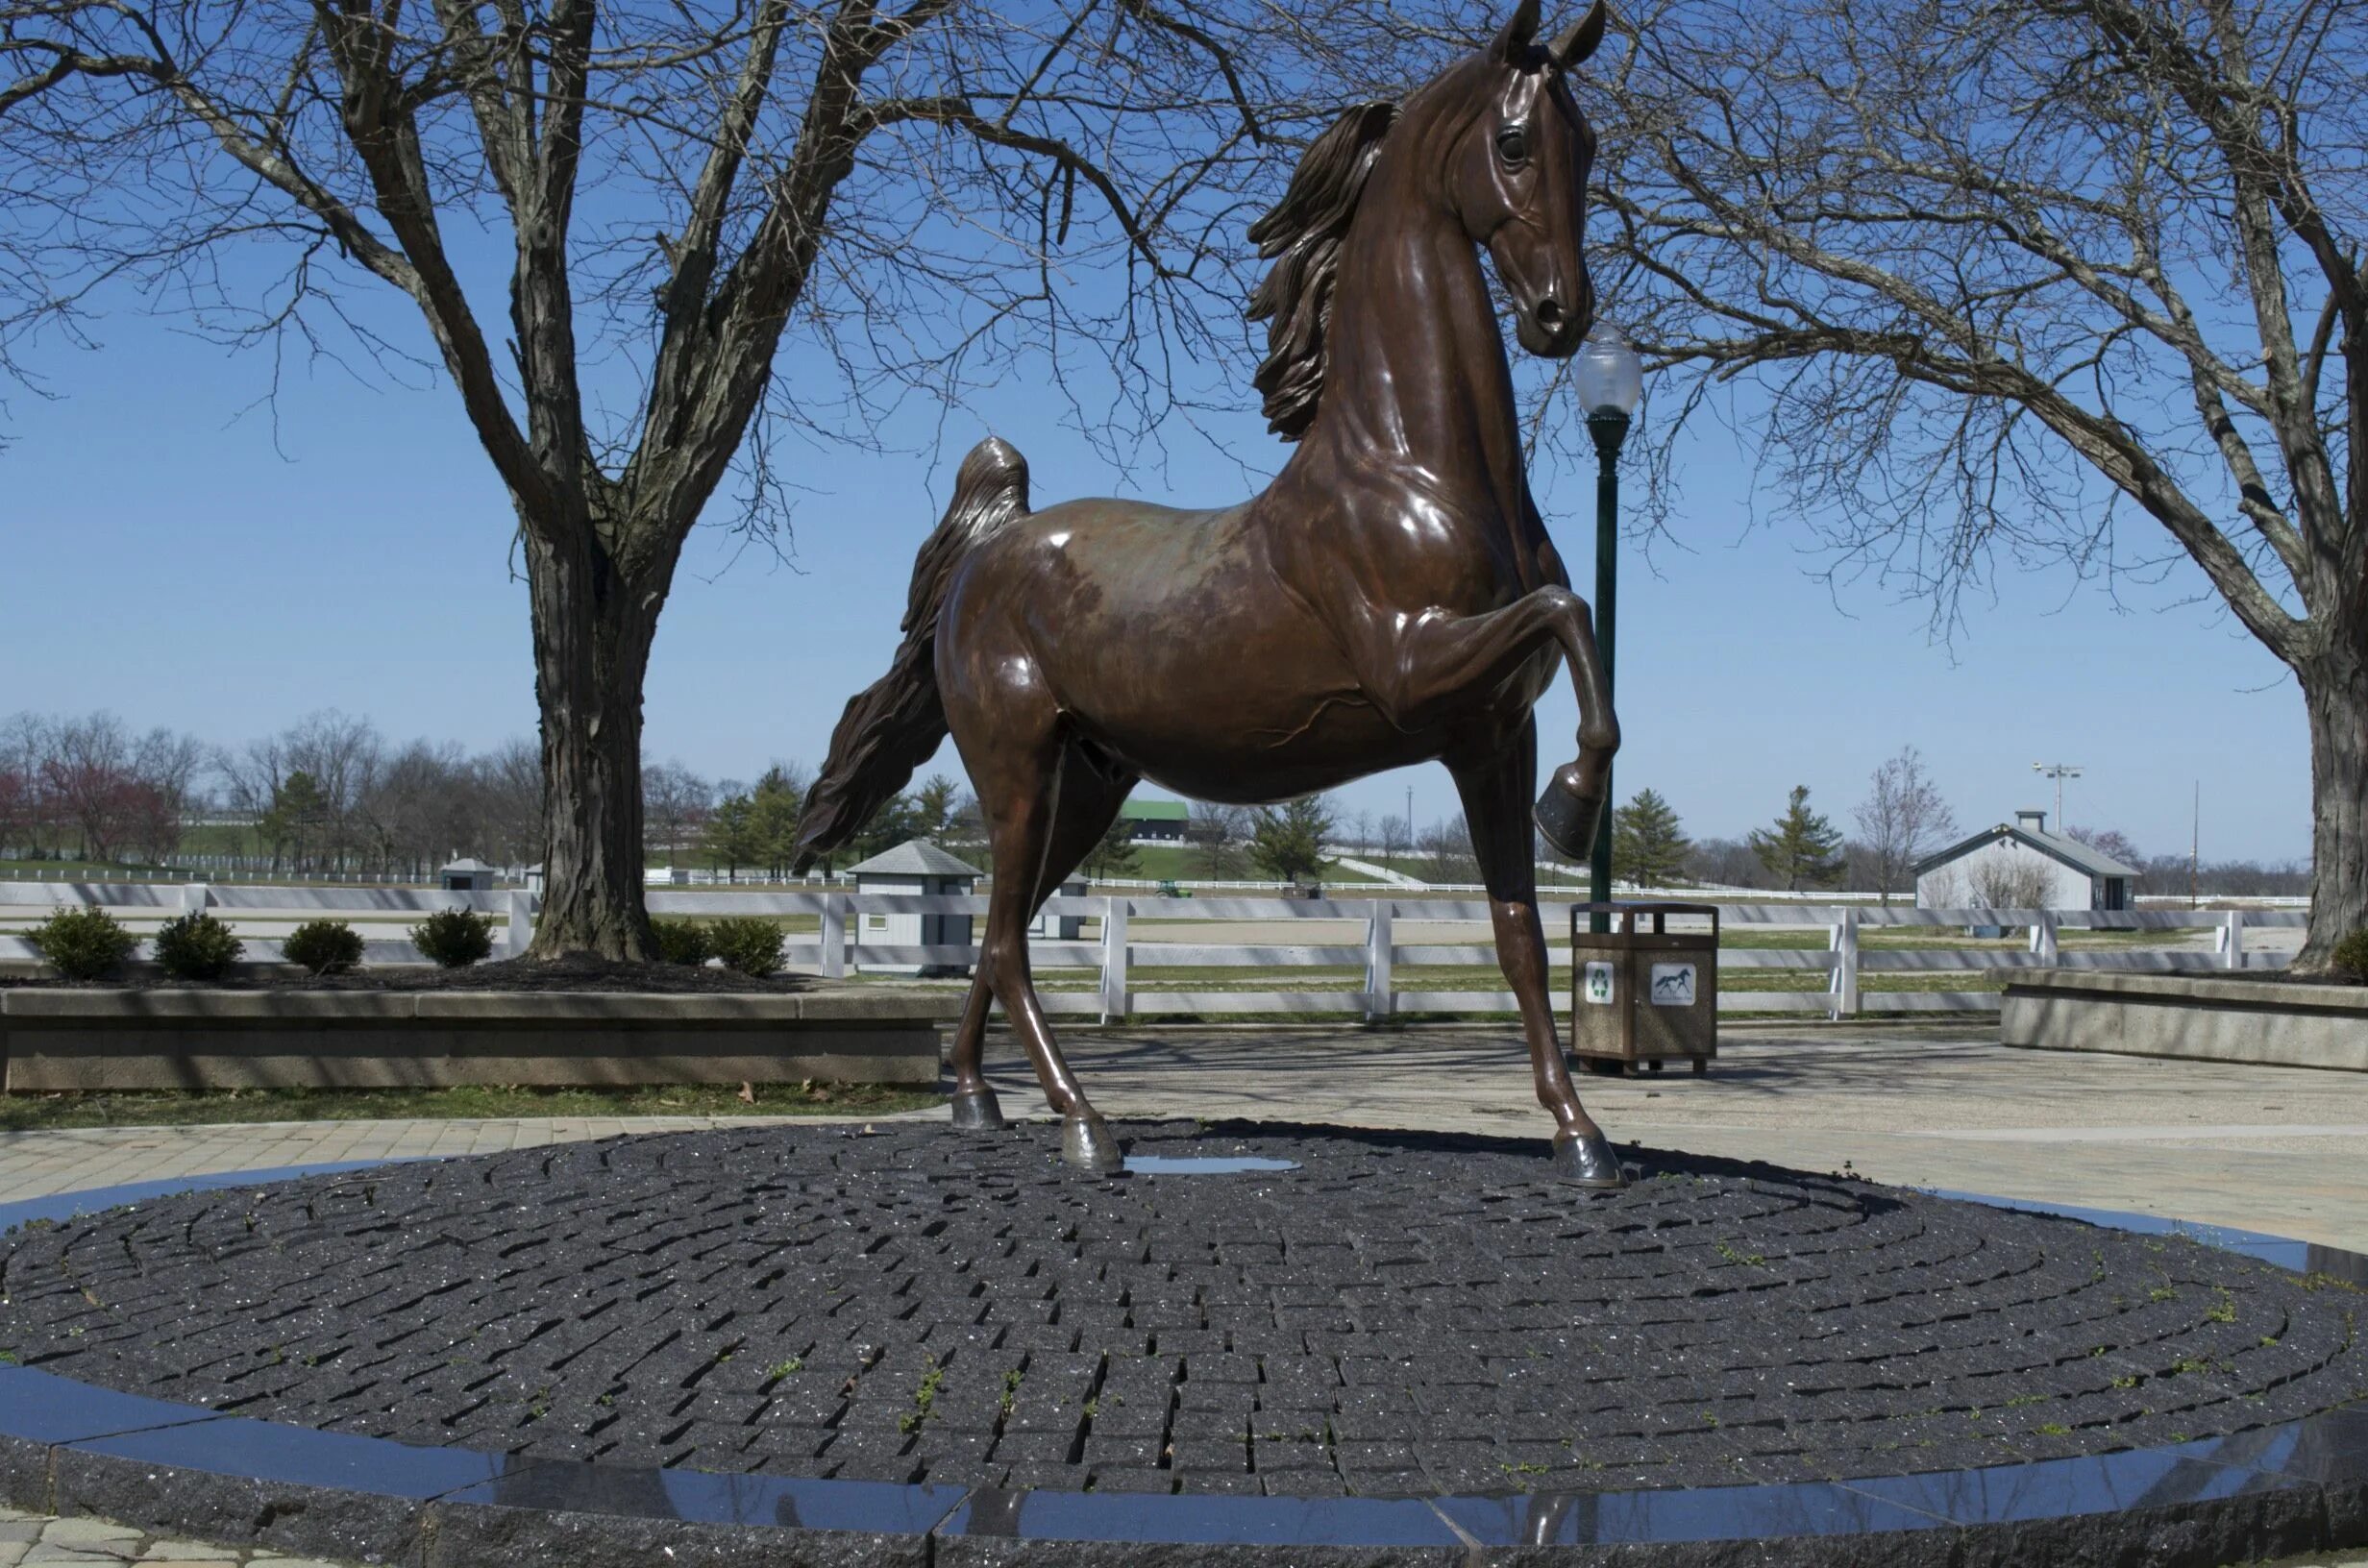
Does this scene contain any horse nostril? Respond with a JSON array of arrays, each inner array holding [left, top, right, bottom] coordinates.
[[1536, 298, 1566, 331]]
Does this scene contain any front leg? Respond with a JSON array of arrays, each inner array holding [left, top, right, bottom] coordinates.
[[1351, 586, 1618, 858], [1451, 727, 1626, 1188]]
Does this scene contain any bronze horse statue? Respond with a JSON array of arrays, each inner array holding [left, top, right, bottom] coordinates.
[[796, 0, 1626, 1187]]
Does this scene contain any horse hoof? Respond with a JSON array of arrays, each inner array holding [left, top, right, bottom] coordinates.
[[950, 1087, 1006, 1132], [1534, 770, 1604, 863], [1061, 1113, 1123, 1174], [1552, 1129, 1628, 1188]]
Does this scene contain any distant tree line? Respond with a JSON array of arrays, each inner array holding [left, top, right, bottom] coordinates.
[[5, 712, 2315, 899], [3, 710, 541, 876]]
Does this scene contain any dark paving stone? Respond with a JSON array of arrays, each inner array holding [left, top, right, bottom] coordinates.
[[2, 1118, 2363, 1507]]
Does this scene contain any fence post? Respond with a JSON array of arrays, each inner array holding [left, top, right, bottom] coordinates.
[[1100, 895, 1130, 1023], [506, 889, 532, 958], [2220, 908, 2245, 970], [182, 882, 210, 919], [1830, 907, 1860, 1019], [2031, 908, 2059, 967], [822, 894, 847, 980], [1366, 900, 1394, 1024]]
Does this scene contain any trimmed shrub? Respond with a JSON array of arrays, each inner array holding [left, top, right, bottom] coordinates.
[[27, 906, 138, 981], [410, 908, 498, 969], [708, 917, 785, 978], [153, 912, 245, 980], [2333, 927, 2368, 984], [283, 919, 366, 976], [654, 919, 715, 967]]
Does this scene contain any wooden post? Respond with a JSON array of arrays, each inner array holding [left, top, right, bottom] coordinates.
[[2031, 908, 2059, 966], [822, 894, 847, 980], [1830, 907, 1860, 1018], [2221, 908, 2245, 970], [1366, 900, 1394, 1023], [182, 882, 209, 919], [1101, 896, 1130, 1023]]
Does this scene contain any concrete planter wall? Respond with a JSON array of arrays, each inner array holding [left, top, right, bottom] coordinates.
[[2002, 968, 2368, 1072], [0, 988, 959, 1091]]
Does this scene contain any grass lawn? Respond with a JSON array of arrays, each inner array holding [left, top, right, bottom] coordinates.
[[0, 1081, 940, 1133]]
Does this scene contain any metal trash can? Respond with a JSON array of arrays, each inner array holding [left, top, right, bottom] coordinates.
[[1568, 901, 1718, 1076]]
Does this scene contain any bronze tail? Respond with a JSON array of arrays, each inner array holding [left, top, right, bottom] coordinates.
[[791, 437, 1030, 870]]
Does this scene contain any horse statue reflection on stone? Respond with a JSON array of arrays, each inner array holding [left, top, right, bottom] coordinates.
[[796, 0, 1628, 1187]]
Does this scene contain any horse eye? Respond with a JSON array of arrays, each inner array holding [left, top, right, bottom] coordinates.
[[1495, 126, 1529, 165]]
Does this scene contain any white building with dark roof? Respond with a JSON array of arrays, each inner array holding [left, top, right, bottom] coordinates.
[[1914, 810, 2140, 911], [847, 839, 982, 976]]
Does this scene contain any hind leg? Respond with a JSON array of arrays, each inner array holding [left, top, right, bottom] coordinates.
[[946, 748, 1136, 1135], [961, 731, 1131, 1171], [1451, 722, 1626, 1188]]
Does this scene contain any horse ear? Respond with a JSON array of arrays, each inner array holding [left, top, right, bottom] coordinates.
[[1492, 0, 1542, 63], [1546, 0, 1609, 70]]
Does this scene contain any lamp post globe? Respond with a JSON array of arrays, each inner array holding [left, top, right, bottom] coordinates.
[[1576, 324, 1642, 931], [1575, 322, 1644, 419]]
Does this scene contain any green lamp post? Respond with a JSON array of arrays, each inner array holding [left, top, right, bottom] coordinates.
[[1573, 324, 1643, 933]]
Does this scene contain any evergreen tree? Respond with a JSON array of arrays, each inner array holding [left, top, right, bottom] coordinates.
[[1749, 785, 1846, 891], [747, 767, 804, 877], [260, 771, 328, 871], [1082, 810, 1143, 879], [1613, 789, 1691, 889], [702, 790, 757, 880], [849, 793, 922, 863], [912, 774, 962, 841], [1250, 795, 1335, 884]]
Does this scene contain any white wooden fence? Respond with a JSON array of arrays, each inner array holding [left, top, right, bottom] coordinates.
[[0, 881, 2306, 1021]]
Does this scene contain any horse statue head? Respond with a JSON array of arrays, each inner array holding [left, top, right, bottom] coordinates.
[[1248, 0, 1609, 437], [1456, 0, 1608, 357]]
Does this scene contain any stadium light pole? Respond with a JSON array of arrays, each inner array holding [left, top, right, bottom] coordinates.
[[1575, 325, 1644, 933]]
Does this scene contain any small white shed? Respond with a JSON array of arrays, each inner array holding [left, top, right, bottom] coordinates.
[[439, 857, 497, 894], [848, 839, 982, 976], [1032, 874, 1089, 941], [1914, 810, 2138, 912]]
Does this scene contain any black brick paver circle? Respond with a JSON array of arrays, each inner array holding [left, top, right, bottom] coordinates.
[[1, 1122, 2360, 1500]]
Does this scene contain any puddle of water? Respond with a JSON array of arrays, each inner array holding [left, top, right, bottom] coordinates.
[[1122, 1155, 1301, 1176]]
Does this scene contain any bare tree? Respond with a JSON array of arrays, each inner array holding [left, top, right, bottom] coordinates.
[[1683, 834, 1764, 890], [1417, 813, 1478, 886], [1185, 798, 1250, 880], [642, 760, 715, 865], [1374, 812, 1413, 873], [2066, 824, 2145, 870], [356, 738, 491, 877], [1854, 747, 1959, 906], [1594, 0, 2367, 970], [1968, 855, 2055, 913], [282, 711, 382, 869], [1, 2, 1406, 956]]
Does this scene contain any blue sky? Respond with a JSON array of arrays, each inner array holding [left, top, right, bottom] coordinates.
[[2, 291, 2308, 866]]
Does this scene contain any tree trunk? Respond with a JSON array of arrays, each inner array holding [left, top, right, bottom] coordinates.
[[2294, 630, 2368, 976], [523, 520, 661, 962]]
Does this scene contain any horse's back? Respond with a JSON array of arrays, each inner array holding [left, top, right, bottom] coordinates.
[[938, 492, 1433, 796]]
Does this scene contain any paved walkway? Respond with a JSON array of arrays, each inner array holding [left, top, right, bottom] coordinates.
[[5, 1025, 2365, 1248], [0, 1507, 342, 1566], [4, 1023, 2366, 1564]]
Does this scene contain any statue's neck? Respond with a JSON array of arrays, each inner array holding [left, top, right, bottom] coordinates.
[[1285, 149, 1531, 523]]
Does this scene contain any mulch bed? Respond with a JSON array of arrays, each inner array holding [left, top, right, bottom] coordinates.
[[0, 952, 819, 995], [5, 1120, 2359, 1499]]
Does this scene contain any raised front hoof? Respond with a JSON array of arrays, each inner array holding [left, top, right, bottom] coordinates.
[[1551, 1129, 1628, 1188], [1534, 771, 1605, 863], [1061, 1113, 1124, 1175], [949, 1087, 1006, 1132]]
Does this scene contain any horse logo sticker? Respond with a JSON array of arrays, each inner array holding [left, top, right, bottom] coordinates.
[[1583, 961, 1615, 1005], [1649, 963, 1697, 1007]]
